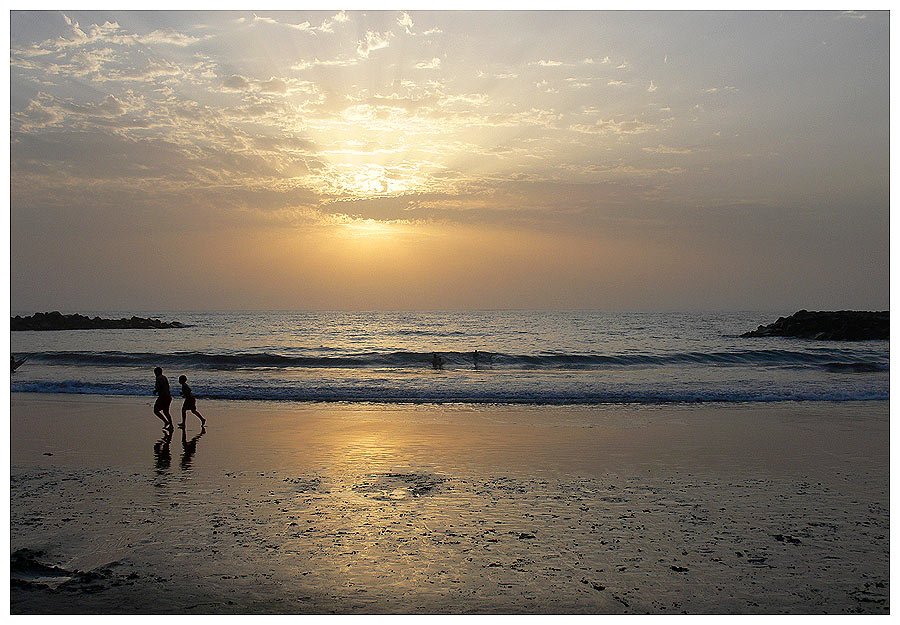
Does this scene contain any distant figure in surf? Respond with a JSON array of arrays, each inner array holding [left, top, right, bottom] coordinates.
[[474, 350, 492, 369], [432, 352, 444, 370], [153, 367, 174, 430], [178, 374, 206, 429]]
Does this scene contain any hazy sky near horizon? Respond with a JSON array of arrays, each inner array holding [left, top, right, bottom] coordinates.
[[10, 10, 889, 311]]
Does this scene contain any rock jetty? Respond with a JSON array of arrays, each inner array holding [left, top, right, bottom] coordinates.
[[11, 311, 187, 331], [741, 310, 888, 341]]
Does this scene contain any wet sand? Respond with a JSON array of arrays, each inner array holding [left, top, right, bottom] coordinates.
[[10, 394, 889, 613]]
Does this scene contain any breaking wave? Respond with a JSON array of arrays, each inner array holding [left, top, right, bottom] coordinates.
[[18, 349, 888, 371]]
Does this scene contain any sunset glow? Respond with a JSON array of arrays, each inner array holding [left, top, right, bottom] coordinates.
[[10, 10, 889, 311], [8, 11, 892, 615]]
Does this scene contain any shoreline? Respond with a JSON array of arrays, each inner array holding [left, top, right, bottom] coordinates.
[[9, 390, 894, 406], [11, 394, 890, 613]]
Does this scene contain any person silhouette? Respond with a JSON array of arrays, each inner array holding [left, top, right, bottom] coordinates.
[[153, 367, 174, 430], [178, 375, 206, 429], [473, 350, 479, 369], [431, 352, 444, 370]]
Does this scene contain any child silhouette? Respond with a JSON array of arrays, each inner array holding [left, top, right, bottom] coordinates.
[[178, 374, 206, 429]]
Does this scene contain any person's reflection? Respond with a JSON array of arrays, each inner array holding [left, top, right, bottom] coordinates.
[[153, 430, 172, 473], [181, 427, 206, 470]]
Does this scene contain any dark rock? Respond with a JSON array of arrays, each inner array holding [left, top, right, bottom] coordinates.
[[11, 312, 187, 331], [741, 310, 888, 341]]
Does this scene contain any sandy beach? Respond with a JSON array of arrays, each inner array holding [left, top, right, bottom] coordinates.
[[10, 393, 889, 614]]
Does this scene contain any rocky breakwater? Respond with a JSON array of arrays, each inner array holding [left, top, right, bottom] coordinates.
[[11, 311, 187, 331], [741, 310, 888, 341]]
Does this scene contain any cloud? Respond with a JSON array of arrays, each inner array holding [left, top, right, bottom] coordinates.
[[284, 21, 312, 31], [569, 118, 655, 136], [591, 164, 685, 177], [258, 78, 288, 93], [140, 28, 205, 46], [479, 107, 562, 129], [8, 12, 751, 227], [251, 135, 315, 152], [13, 99, 65, 129], [11, 16, 207, 89], [78, 94, 128, 116], [607, 80, 626, 87], [51, 16, 204, 49], [357, 31, 392, 57], [13, 91, 149, 134], [113, 57, 184, 82], [219, 74, 317, 97], [416, 57, 441, 70], [239, 13, 314, 32], [223, 74, 251, 91], [292, 57, 360, 70], [11, 46, 112, 77], [642, 144, 692, 155], [704, 85, 738, 94], [248, 14, 281, 27], [317, 10, 349, 34], [398, 12, 414, 34], [478, 71, 517, 79]]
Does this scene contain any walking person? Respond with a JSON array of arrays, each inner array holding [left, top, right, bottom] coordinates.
[[178, 374, 206, 429], [153, 367, 174, 430]]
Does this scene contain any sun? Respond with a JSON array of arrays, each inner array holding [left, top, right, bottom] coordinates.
[[347, 164, 400, 196], [342, 218, 394, 238], [316, 163, 413, 198]]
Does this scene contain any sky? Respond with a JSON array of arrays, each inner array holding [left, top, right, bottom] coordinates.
[[9, 10, 890, 311]]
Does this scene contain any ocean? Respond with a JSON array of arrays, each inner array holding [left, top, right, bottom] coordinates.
[[9, 310, 889, 405]]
